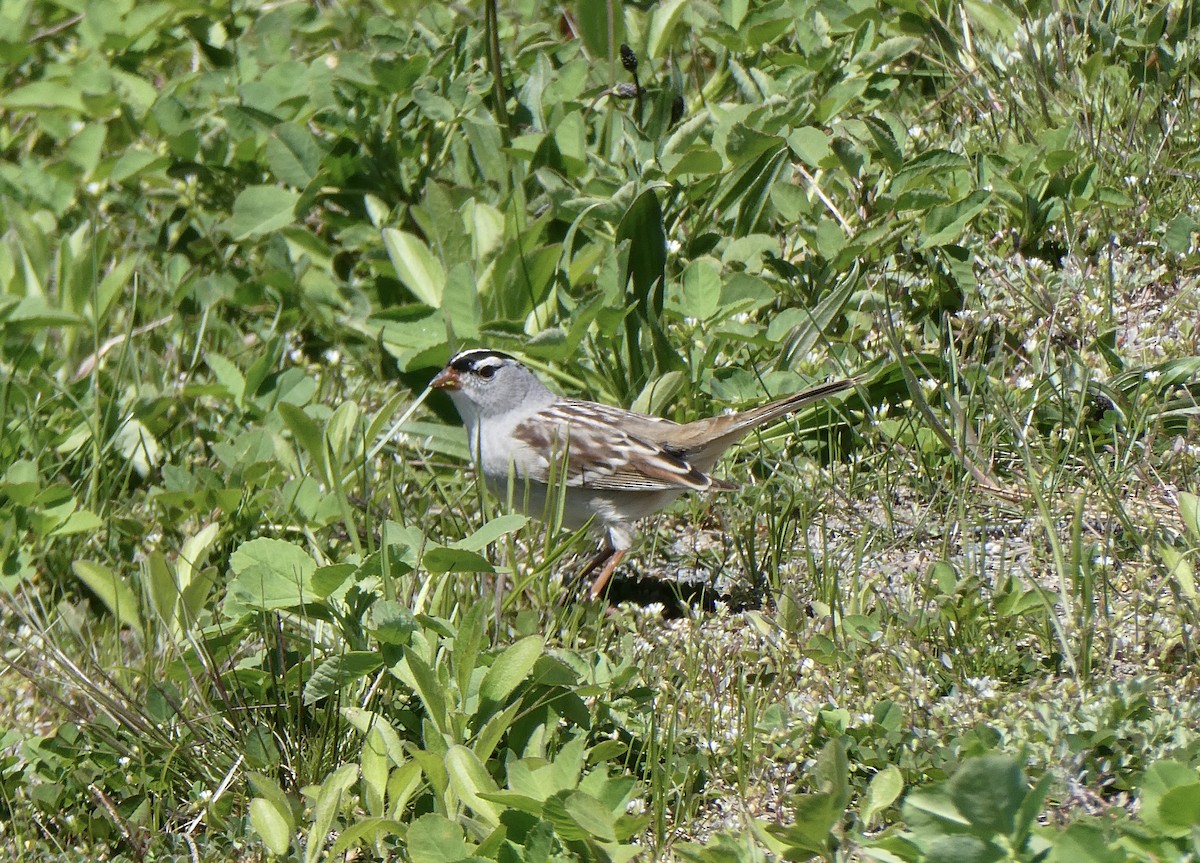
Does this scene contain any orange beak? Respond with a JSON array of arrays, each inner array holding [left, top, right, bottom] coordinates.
[[431, 367, 460, 390]]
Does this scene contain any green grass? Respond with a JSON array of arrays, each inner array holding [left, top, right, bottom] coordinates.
[[2, 0, 1200, 861]]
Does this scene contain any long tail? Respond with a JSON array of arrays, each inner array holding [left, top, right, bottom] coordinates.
[[729, 377, 857, 433], [680, 376, 859, 469]]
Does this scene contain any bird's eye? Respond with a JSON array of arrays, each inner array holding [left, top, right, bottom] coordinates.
[[477, 364, 497, 380]]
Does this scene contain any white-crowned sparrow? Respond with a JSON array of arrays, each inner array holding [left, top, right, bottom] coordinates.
[[432, 348, 855, 598]]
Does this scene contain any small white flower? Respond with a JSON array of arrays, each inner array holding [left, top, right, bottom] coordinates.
[[1144, 370, 1161, 382], [1023, 337, 1038, 353], [1015, 375, 1034, 391], [667, 239, 682, 254]]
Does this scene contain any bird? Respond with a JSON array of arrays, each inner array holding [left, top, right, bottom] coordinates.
[[431, 348, 855, 599]]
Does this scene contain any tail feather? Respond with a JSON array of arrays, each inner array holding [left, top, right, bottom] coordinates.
[[679, 376, 858, 470], [731, 377, 857, 433]]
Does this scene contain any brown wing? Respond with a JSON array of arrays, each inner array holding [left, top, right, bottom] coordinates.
[[509, 401, 735, 492]]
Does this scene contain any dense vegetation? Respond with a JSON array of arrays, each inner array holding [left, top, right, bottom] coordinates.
[[2, 0, 1199, 860]]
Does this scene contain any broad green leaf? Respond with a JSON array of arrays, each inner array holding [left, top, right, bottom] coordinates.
[[406, 813, 469, 863], [341, 707, 407, 767], [362, 728, 389, 815], [177, 522, 219, 596], [788, 126, 834, 168], [766, 793, 837, 855], [224, 185, 299, 241], [306, 763, 359, 863], [1, 81, 86, 112], [205, 353, 246, 405], [394, 648, 448, 733], [574, 0, 624, 60], [225, 538, 318, 614], [143, 552, 178, 633], [313, 563, 356, 598], [480, 635, 544, 704], [72, 561, 142, 631], [303, 652, 383, 704], [672, 257, 721, 320], [451, 515, 528, 552], [861, 764, 903, 825], [442, 263, 480, 339], [453, 600, 487, 701], [114, 417, 161, 478], [1045, 822, 1123, 863], [1161, 545, 1195, 600], [267, 123, 322, 187], [383, 228, 445, 307], [1164, 214, 1199, 254], [279, 402, 328, 481], [328, 817, 407, 858], [1158, 783, 1200, 831], [925, 834, 1004, 863], [616, 188, 667, 307], [919, 191, 991, 249], [947, 754, 1025, 835], [423, 546, 494, 573], [445, 745, 503, 827], [1180, 492, 1200, 544], [815, 77, 867, 123], [648, 0, 688, 58], [564, 791, 618, 841], [369, 600, 419, 644], [325, 399, 361, 462], [249, 798, 293, 857]]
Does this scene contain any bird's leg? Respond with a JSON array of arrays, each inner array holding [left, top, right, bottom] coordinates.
[[572, 542, 625, 600], [587, 549, 625, 599]]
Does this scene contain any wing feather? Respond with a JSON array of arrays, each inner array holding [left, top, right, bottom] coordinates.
[[509, 401, 724, 492]]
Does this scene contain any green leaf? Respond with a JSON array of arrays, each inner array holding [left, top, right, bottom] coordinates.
[[303, 652, 383, 704], [947, 754, 1025, 835], [861, 765, 903, 825], [224, 185, 300, 241], [267, 123, 322, 187], [369, 600, 419, 645], [480, 635, 544, 704], [451, 515, 528, 552], [788, 126, 834, 168], [1180, 492, 1200, 544], [616, 188, 667, 306], [225, 538, 318, 614], [1, 81, 86, 112], [1045, 822, 1123, 863], [383, 228, 446, 307], [564, 791, 618, 841], [72, 561, 142, 631], [919, 190, 991, 249], [443, 263, 481, 339], [672, 258, 721, 320], [574, 0, 624, 60], [445, 745, 503, 827], [1164, 214, 1199, 254], [422, 546, 494, 573], [306, 763, 359, 863], [926, 834, 1004, 863], [815, 77, 867, 123], [406, 813, 469, 863], [647, 0, 688, 58], [766, 792, 838, 855], [250, 797, 293, 857]]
